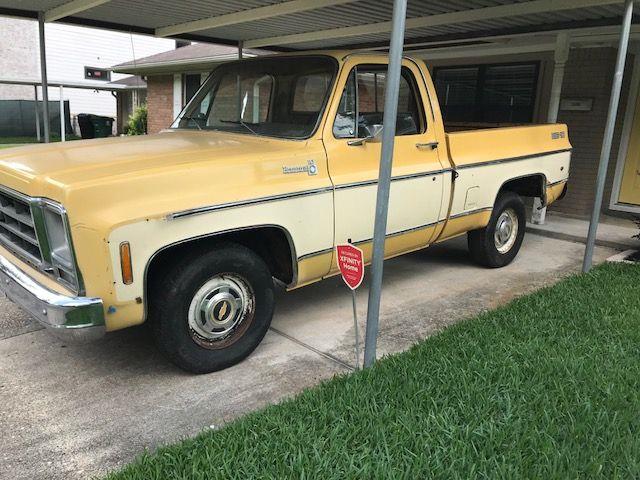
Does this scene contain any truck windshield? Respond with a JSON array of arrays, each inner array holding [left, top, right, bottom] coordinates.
[[172, 56, 337, 139]]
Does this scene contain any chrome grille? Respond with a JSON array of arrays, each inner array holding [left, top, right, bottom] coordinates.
[[0, 188, 42, 265]]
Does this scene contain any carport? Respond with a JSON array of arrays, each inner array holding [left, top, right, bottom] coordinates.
[[0, 0, 636, 366]]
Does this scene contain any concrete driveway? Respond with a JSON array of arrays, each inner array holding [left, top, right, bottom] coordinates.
[[0, 233, 615, 480]]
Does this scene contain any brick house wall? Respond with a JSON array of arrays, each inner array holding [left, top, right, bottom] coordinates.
[[0, 17, 39, 100], [146, 75, 174, 134], [551, 48, 635, 217]]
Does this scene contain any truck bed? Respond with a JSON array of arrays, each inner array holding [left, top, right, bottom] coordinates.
[[444, 124, 571, 168]]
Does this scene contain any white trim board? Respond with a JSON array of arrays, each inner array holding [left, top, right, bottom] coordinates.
[[172, 74, 182, 119]]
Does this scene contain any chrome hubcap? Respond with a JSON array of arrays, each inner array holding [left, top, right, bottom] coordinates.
[[188, 274, 253, 343], [494, 208, 518, 254]]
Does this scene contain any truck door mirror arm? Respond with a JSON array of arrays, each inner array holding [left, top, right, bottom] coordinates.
[[347, 124, 383, 146]]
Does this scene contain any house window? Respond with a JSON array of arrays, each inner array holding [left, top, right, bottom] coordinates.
[[433, 62, 539, 126]]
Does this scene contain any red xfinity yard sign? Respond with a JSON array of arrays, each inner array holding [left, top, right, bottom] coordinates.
[[336, 244, 364, 290]]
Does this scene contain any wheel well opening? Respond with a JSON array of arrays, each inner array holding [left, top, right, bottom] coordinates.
[[499, 175, 546, 201], [146, 227, 295, 296]]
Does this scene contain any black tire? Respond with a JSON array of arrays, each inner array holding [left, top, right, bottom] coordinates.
[[150, 243, 275, 374], [468, 191, 526, 268]]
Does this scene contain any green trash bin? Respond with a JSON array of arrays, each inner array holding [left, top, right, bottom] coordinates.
[[90, 115, 114, 138], [77, 114, 114, 139]]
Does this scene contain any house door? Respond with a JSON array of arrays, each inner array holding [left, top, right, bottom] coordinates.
[[619, 90, 640, 205]]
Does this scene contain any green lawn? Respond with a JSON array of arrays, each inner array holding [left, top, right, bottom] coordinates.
[[107, 263, 640, 479], [0, 135, 81, 147]]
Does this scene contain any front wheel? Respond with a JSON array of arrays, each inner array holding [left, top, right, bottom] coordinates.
[[150, 243, 275, 374], [468, 191, 526, 268]]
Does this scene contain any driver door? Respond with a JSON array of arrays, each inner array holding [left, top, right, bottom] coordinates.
[[323, 59, 446, 272]]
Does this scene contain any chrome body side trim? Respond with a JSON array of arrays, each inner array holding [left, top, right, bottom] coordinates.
[[334, 168, 452, 190], [297, 220, 444, 261], [449, 206, 493, 220], [455, 148, 572, 170], [170, 169, 453, 220], [298, 247, 334, 261], [0, 251, 105, 342], [169, 149, 570, 221], [169, 187, 334, 220]]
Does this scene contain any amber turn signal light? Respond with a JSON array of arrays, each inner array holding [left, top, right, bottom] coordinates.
[[119, 242, 134, 285]]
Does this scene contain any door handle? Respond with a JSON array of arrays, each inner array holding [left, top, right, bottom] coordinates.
[[416, 141, 439, 150]]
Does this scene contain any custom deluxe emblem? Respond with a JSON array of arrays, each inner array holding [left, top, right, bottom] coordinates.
[[551, 131, 566, 140], [282, 159, 318, 176]]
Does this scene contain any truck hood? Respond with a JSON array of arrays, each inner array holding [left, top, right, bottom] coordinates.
[[0, 130, 327, 226], [0, 130, 307, 196]]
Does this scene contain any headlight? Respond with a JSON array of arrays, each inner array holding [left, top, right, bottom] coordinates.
[[40, 202, 79, 292], [44, 207, 72, 267]]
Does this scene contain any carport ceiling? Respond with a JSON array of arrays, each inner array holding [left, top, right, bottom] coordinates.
[[0, 0, 637, 50]]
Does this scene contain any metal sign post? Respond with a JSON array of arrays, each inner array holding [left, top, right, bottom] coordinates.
[[336, 244, 365, 369], [364, 0, 408, 368], [351, 289, 360, 370]]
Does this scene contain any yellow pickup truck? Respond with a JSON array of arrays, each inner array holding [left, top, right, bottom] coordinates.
[[0, 52, 570, 373]]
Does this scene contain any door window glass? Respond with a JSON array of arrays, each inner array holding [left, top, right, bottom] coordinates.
[[333, 65, 425, 139]]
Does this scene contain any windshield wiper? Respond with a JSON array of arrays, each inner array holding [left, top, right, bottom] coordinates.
[[219, 119, 259, 136]]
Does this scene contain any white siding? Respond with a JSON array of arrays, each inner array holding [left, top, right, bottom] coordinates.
[[0, 17, 174, 118], [44, 23, 175, 117]]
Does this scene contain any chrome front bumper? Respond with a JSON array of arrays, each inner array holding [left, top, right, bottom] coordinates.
[[0, 253, 105, 342]]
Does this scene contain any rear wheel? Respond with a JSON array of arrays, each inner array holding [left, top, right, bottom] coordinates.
[[150, 243, 275, 374], [468, 191, 526, 268]]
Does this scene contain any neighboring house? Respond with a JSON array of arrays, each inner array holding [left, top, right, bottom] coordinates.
[[112, 43, 265, 134], [0, 16, 174, 134]]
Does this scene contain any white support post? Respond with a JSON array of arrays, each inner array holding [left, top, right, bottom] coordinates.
[[172, 74, 182, 119], [363, 0, 407, 368], [547, 33, 570, 123], [253, 83, 260, 123], [34, 85, 41, 142], [583, 0, 634, 272], [59, 85, 66, 142], [532, 32, 571, 225], [38, 12, 50, 143]]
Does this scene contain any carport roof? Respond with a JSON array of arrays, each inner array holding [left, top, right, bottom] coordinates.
[[0, 0, 637, 51]]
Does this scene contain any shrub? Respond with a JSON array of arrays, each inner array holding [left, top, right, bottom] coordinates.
[[127, 104, 147, 135]]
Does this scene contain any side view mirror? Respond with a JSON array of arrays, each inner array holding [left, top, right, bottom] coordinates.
[[347, 124, 383, 146]]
